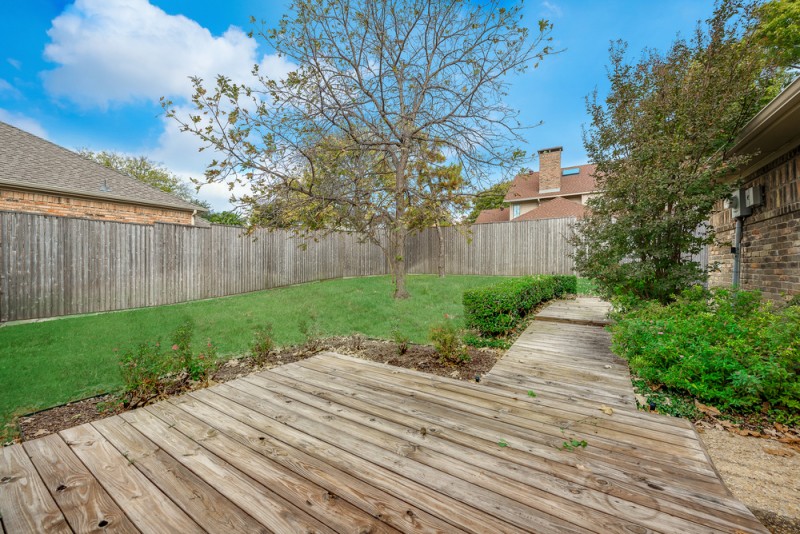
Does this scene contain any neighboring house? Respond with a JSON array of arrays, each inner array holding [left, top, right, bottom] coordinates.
[[708, 77, 800, 301], [474, 146, 597, 223], [0, 121, 206, 226]]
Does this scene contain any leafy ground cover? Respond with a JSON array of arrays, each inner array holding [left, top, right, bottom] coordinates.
[[611, 287, 800, 427], [0, 275, 509, 440]]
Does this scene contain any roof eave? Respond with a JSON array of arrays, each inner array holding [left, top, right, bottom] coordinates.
[[727, 76, 800, 179]]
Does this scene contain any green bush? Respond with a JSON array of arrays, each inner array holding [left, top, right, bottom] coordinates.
[[429, 320, 469, 364], [611, 286, 800, 417], [463, 275, 576, 336]]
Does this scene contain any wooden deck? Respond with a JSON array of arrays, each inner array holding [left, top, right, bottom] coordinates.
[[0, 299, 767, 533]]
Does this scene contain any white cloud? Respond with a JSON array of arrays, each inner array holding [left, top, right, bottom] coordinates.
[[7, 58, 21, 70], [42, 0, 291, 108], [541, 1, 563, 18], [40, 0, 292, 211], [0, 109, 48, 138], [0, 79, 20, 98]]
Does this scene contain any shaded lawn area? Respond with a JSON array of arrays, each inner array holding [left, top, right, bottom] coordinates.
[[0, 275, 507, 437]]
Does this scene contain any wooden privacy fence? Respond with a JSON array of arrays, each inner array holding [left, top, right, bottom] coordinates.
[[0, 211, 577, 322]]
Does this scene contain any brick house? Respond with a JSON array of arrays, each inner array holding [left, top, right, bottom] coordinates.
[[0, 121, 206, 226], [474, 146, 597, 223], [707, 77, 800, 301]]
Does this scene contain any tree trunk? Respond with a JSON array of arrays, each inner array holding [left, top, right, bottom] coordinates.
[[391, 230, 410, 299], [435, 224, 445, 278], [392, 149, 410, 299]]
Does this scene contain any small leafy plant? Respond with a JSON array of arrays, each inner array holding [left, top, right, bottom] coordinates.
[[497, 439, 509, 448], [298, 310, 323, 351], [561, 438, 588, 451], [118, 321, 218, 407], [170, 320, 216, 382], [391, 328, 410, 355], [118, 342, 171, 406], [429, 319, 469, 364], [527, 390, 537, 398], [250, 324, 275, 366]]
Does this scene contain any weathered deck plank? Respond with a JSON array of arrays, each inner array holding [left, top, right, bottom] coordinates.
[[0, 296, 767, 533], [0, 441, 70, 533]]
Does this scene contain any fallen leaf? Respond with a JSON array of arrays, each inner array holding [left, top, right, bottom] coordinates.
[[694, 400, 721, 417], [774, 422, 788, 433], [598, 405, 614, 416], [603, 364, 612, 369], [778, 436, 800, 444], [32, 429, 49, 437], [635, 394, 649, 410], [763, 446, 793, 457]]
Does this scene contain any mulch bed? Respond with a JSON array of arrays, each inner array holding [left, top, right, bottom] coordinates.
[[16, 336, 501, 442]]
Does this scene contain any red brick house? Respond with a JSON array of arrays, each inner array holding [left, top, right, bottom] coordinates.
[[474, 146, 597, 224], [708, 77, 800, 301], [0, 121, 205, 226]]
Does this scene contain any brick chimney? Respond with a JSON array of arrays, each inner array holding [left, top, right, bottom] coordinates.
[[538, 147, 562, 193]]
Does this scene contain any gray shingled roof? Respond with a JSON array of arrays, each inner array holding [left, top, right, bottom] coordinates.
[[0, 121, 204, 212]]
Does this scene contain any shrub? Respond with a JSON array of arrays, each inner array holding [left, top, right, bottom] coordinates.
[[391, 329, 410, 355], [190, 339, 217, 384], [118, 342, 171, 405], [118, 322, 218, 406], [250, 324, 275, 366], [611, 286, 800, 418], [171, 320, 195, 373], [170, 320, 217, 382], [463, 275, 576, 336], [429, 320, 469, 364]]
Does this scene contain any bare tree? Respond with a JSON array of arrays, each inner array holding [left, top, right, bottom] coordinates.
[[165, 0, 554, 298]]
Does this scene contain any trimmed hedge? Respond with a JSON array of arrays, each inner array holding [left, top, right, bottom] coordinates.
[[463, 275, 577, 336]]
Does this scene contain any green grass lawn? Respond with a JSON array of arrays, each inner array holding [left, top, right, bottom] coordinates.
[[0, 275, 508, 437]]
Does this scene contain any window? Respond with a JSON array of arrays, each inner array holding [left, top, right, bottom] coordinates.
[[512, 204, 520, 219]]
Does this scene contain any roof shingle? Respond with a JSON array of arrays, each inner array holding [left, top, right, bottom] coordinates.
[[0, 121, 203, 212], [512, 197, 587, 221], [474, 207, 511, 224], [505, 164, 597, 203]]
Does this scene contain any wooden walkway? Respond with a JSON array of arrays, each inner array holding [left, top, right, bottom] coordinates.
[[0, 300, 766, 533]]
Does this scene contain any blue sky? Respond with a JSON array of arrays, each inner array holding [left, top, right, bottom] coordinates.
[[0, 1, 715, 211]]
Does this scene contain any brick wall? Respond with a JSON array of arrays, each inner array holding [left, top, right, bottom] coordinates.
[[708, 144, 800, 301], [0, 189, 194, 226]]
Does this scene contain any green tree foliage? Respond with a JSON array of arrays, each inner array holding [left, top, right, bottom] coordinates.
[[164, 0, 554, 298], [754, 0, 800, 70], [466, 180, 511, 224], [406, 141, 470, 277], [571, 1, 780, 303], [205, 211, 246, 226], [78, 150, 207, 208]]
